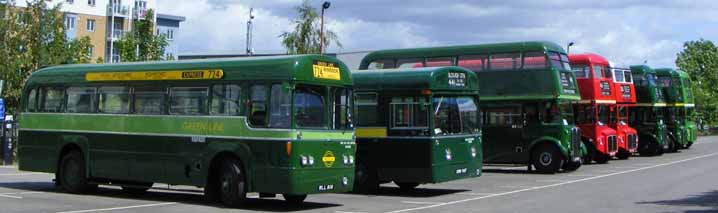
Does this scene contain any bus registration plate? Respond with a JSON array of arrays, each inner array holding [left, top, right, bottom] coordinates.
[[318, 184, 334, 191]]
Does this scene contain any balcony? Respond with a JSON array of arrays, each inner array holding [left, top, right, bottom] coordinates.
[[107, 30, 126, 40], [133, 9, 147, 19], [108, 5, 129, 17]]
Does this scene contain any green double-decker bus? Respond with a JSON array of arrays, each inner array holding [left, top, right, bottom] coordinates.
[[629, 65, 668, 156], [18, 55, 356, 206], [655, 68, 697, 149], [351, 67, 482, 192], [359, 41, 583, 173]]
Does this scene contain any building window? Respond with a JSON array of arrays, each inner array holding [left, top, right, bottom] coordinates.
[[88, 0, 95, 6], [167, 29, 174, 40], [86, 19, 95, 32], [64, 16, 75, 29]]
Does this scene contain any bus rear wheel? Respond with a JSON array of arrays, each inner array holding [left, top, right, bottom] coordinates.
[[282, 194, 307, 204], [594, 153, 610, 164], [58, 150, 97, 193], [532, 144, 562, 174], [395, 182, 419, 191], [616, 150, 631, 160], [562, 160, 581, 172], [353, 160, 378, 194], [216, 157, 247, 207]]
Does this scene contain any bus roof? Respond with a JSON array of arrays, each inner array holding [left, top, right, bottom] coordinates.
[[654, 68, 681, 78], [351, 66, 478, 91], [360, 41, 565, 68], [25, 54, 352, 87], [629, 64, 655, 75], [568, 53, 609, 66]]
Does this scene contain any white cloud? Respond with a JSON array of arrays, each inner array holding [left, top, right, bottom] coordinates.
[[157, 0, 718, 68]]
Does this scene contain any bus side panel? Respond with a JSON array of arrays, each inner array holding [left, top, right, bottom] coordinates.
[[18, 130, 60, 173]]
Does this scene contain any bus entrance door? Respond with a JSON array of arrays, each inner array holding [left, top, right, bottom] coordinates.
[[483, 105, 524, 164]]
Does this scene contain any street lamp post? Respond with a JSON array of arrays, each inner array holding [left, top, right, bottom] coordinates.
[[246, 8, 255, 56], [566, 42, 575, 54], [320, 1, 331, 54]]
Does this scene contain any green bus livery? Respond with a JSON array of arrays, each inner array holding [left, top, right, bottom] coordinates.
[[655, 68, 696, 149], [629, 65, 668, 156], [351, 67, 482, 192], [18, 55, 356, 207], [359, 41, 583, 173]]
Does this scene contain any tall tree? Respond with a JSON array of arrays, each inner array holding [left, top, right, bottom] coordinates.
[[280, 0, 341, 54], [675, 39, 718, 128], [114, 9, 169, 62], [0, 0, 93, 111]]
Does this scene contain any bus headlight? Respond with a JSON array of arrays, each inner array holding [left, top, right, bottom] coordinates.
[[470, 146, 477, 158], [308, 155, 315, 165], [445, 149, 452, 161], [300, 155, 308, 166], [349, 155, 354, 164], [342, 176, 349, 186], [343, 155, 349, 165]]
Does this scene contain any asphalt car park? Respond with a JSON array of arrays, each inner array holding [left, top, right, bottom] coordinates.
[[1, 136, 718, 213]]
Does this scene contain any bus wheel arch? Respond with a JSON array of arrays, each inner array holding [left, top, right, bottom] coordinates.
[[205, 151, 248, 207], [529, 140, 564, 174], [56, 144, 96, 193]]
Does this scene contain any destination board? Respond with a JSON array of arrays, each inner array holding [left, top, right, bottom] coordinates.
[[86, 69, 224, 81], [312, 60, 341, 80]]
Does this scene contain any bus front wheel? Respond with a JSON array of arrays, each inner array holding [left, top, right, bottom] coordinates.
[[216, 157, 247, 207], [283, 194, 307, 204], [58, 150, 97, 193], [531, 144, 562, 174]]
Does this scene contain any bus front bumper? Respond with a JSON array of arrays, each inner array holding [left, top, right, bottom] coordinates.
[[260, 167, 354, 195]]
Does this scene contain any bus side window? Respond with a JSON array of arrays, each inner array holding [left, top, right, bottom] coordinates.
[[397, 58, 423, 68], [249, 84, 268, 127], [458, 55, 487, 72], [99, 86, 130, 114], [484, 107, 521, 127], [368, 60, 395, 70], [39, 87, 65, 113], [268, 84, 291, 128], [490, 53, 522, 70], [27, 88, 37, 112], [523, 51, 547, 69], [593, 65, 604, 79], [210, 84, 241, 116], [170, 87, 209, 115], [66, 87, 98, 113], [523, 104, 538, 125], [354, 93, 378, 126], [133, 86, 166, 115], [425, 57, 453, 67]]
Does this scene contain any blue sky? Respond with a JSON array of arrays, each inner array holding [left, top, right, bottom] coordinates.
[[157, 0, 718, 68]]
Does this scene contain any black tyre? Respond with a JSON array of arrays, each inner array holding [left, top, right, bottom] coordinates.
[[562, 160, 581, 172], [121, 182, 153, 194], [353, 160, 378, 194], [215, 157, 247, 207], [58, 150, 97, 193], [282, 194, 307, 204], [582, 140, 595, 164], [395, 182, 419, 191], [667, 136, 679, 153], [639, 139, 662, 156], [594, 153, 610, 164], [532, 144, 563, 174], [616, 150, 631, 160], [685, 142, 693, 149]]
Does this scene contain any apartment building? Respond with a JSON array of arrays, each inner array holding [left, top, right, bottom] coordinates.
[[15, 0, 182, 63], [156, 13, 184, 60]]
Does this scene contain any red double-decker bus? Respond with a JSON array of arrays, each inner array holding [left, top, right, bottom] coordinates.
[[570, 53, 618, 163], [609, 64, 639, 159]]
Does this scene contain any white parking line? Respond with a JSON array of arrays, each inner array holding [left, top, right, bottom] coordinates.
[[0, 172, 46, 176], [456, 192, 497, 196], [401, 201, 445, 205], [0, 194, 23, 199], [566, 174, 597, 177], [386, 152, 718, 213], [56, 202, 177, 213], [335, 211, 369, 213], [535, 179, 570, 183], [497, 185, 534, 189]]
